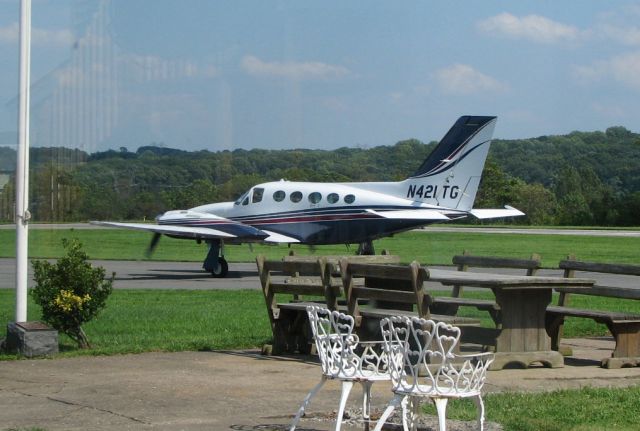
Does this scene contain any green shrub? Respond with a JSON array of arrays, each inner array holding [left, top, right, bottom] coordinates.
[[31, 239, 114, 348]]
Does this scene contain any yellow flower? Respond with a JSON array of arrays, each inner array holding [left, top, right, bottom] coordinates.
[[52, 290, 91, 313]]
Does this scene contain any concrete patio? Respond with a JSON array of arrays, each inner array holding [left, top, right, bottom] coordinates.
[[1, 337, 640, 430]]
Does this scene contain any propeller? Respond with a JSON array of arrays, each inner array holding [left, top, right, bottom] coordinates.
[[145, 233, 162, 258]]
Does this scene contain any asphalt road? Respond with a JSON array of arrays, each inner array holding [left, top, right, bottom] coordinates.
[[2, 224, 639, 289], [0, 259, 260, 290], [3, 258, 639, 290]]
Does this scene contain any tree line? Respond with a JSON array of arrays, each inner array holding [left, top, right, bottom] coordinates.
[[0, 125, 639, 226]]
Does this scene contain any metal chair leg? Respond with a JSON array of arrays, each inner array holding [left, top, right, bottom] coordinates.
[[335, 380, 355, 431], [289, 376, 326, 431], [433, 397, 449, 431], [404, 396, 420, 431], [361, 381, 373, 431], [373, 394, 404, 431], [474, 395, 486, 431]]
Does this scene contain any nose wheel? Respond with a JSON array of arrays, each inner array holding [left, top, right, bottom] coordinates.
[[203, 240, 229, 278], [210, 257, 228, 278]]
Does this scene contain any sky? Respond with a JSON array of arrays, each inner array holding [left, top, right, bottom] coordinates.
[[1, 0, 640, 153]]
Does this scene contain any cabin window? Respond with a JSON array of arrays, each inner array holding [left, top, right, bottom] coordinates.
[[290, 191, 303, 203], [327, 193, 339, 204], [273, 190, 285, 202], [344, 194, 356, 204], [308, 192, 322, 204], [252, 187, 264, 203]]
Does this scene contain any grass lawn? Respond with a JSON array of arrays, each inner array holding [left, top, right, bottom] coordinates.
[[1, 228, 639, 266], [428, 387, 640, 431], [2, 286, 631, 356], [0, 289, 272, 358]]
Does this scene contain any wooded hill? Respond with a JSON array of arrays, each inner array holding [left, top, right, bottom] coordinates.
[[0, 126, 638, 226]]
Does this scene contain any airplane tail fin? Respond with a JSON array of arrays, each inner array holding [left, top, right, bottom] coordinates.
[[405, 115, 497, 211]]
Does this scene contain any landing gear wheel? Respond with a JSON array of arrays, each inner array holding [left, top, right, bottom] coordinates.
[[210, 257, 229, 278], [356, 240, 376, 255]]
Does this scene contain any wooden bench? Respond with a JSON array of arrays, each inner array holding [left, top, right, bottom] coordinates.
[[430, 251, 542, 326], [256, 254, 401, 354], [546, 257, 640, 368], [339, 260, 480, 341]]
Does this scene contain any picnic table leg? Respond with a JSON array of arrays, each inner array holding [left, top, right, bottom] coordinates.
[[602, 321, 640, 369], [491, 288, 564, 370], [545, 313, 564, 352], [271, 319, 290, 355], [545, 313, 574, 357], [269, 310, 298, 355], [292, 311, 313, 354]]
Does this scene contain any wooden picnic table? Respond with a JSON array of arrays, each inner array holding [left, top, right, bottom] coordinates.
[[427, 269, 595, 370]]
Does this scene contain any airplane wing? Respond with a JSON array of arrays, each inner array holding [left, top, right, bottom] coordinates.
[[91, 220, 269, 241], [92, 221, 236, 239], [365, 209, 450, 220], [469, 205, 525, 219]]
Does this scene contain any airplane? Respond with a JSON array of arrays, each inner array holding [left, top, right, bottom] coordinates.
[[93, 115, 523, 277]]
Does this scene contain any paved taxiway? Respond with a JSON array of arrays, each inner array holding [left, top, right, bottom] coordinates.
[[0, 259, 260, 290], [2, 224, 638, 289], [3, 258, 639, 290]]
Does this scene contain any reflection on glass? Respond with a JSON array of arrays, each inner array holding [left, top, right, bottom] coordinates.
[[308, 192, 322, 204], [327, 193, 339, 204]]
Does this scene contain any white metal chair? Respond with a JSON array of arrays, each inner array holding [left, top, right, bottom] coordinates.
[[290, 305, 390, 431], [374, 316, 494, 431]]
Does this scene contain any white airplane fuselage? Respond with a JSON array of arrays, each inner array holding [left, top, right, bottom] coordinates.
[[184, 179, 468, 245]]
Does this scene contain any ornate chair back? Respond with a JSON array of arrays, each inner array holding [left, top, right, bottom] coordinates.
[[380, 316, 491, 397], [307, 305, 388, 380]]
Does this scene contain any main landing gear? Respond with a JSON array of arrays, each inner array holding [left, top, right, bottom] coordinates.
[[203, 239, 229, 278], [356, 240, 376, 255]]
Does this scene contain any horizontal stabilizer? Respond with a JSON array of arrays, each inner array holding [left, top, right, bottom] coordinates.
[[260, 230, 301, 243], [91, 221, 236, 239], [469, 206, 525, 219], [365, 209, 450, 220]]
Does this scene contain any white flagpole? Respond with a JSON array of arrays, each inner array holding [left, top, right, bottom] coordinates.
[[15, 0, 32, 323]]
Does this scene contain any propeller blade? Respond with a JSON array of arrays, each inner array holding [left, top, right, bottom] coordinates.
[[146, 233, 162, 258]]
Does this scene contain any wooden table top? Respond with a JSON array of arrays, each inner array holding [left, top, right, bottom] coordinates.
[[427, 269, 594, 290]]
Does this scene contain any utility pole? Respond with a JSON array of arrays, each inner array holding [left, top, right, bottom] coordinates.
[[15, 0, 31, 322]]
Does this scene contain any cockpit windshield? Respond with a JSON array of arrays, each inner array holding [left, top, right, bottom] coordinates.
[[234, 190, 250, 205], [234, 187, 265, 205]]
